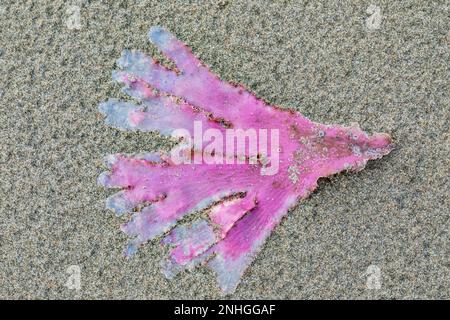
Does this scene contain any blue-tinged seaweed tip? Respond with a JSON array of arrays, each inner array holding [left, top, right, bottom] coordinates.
[[148, 26, 171, 48]]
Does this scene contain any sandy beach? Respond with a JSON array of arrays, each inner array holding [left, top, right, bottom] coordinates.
[[0, 0, 448, 299]]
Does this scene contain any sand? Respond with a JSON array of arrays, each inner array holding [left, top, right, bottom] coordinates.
[[0, 0, 448, 299]]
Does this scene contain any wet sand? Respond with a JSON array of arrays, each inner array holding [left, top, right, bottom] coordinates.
[[0, 1, 448, 299]]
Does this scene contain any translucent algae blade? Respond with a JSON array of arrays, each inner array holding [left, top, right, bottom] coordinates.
[[99, 26, 394, 294]]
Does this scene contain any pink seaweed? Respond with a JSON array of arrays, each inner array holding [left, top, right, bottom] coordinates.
[[98, 27, 393, 294]]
